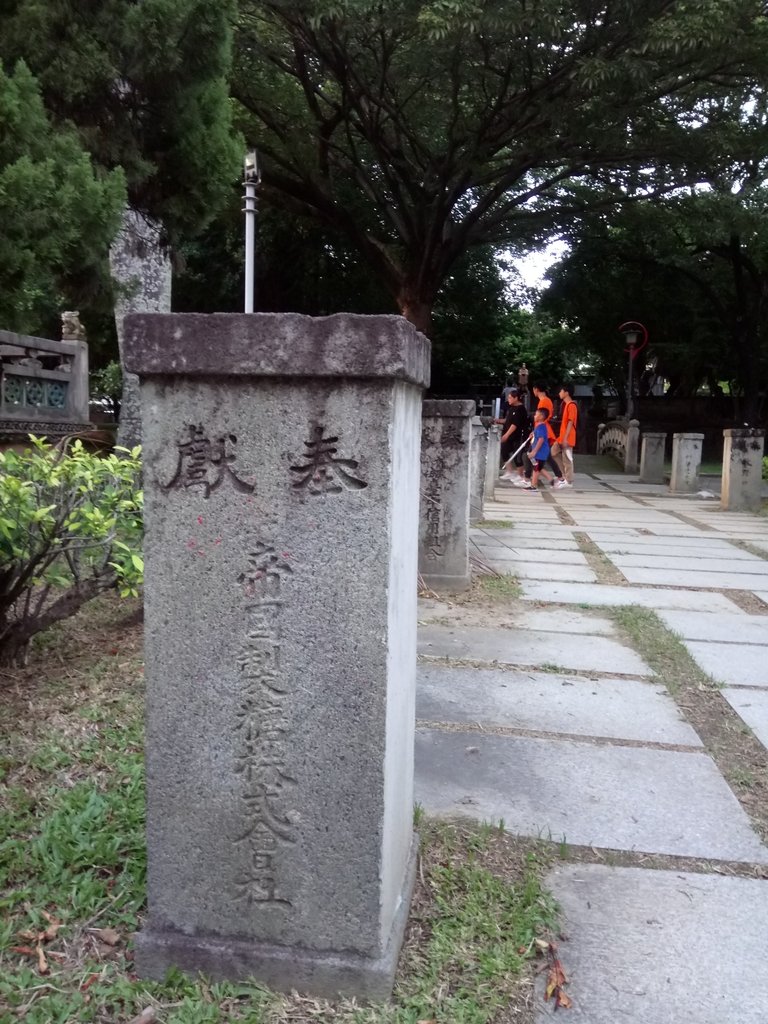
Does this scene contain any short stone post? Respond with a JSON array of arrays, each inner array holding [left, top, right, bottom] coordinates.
[[484, 424, 501, 501], [639, 431, 667, 484], [124, 313, 429, 999], [624, 419, 640, 473], [670, 432, 704, 493], [420, 400, 475, 592], [721, 428, 766, 511], [469, 416, 488, 525]]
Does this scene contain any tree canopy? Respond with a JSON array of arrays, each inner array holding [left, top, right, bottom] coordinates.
[[0, 0, 242, 242], [543, 90, 768, 420], [0, 60, 125, 332], [233, 0, 768, 333]]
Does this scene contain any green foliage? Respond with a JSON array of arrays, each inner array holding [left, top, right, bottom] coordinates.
[[763, 456, 768, 480], [0, 59, 125, 333], [234, 0, 768, 329], [0, 438, 142, 665], [1, 0, 242, 241], [91, 360, 123, 419]]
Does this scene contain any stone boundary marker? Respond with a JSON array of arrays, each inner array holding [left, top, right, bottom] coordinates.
[[670, 432, 704, 493], [124, 312, 429, 999], [469, 415, 487, 525], [721, 428, 765, 511], [484, 424, 501, 501], [419, 399, 475, 592], [639, 431, 666, 484]]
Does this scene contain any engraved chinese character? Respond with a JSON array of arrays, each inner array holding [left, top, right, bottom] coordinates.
[[163, 424, 255, 499], [239, 543, 293, 599], [290, 423, 367, 494]]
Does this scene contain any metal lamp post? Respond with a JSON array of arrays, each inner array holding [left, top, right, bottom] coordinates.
[[619, 321, 647, 421], [243, 149, 261, 313]]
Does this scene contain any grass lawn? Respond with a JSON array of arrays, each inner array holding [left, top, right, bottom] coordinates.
[[0, 596, 561, 1024]]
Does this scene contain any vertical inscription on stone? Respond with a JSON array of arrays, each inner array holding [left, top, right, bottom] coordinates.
[[234, 542, 297, 907]]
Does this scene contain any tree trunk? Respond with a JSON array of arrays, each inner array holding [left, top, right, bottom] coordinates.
[[397, 289, 434, 337], [110, 207, 172, 450]]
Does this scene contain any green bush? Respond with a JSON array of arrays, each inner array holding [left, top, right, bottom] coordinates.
[[90, 360, 123, 421], [763, 456, 768, 480], [0, 437, 142, 667]]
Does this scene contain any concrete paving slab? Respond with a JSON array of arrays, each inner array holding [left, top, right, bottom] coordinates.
[[510, 608, 617, 635], [617, 566, 768, 589], [417, 664, 702, 745], [658, 610, 768, 644], [519, 580, 742, 613], [594, 540, 756, 559], [536, 865, 768, 1023], [722, 688, 768, 749], [611, 553, 768, 575], [752, 592, 768, 606], [473, 546, 587, 565], [418, 623, 651, 675], [484, 562, 597, 583], [685, 640, 768, 687], [415, 730, 768, 861]]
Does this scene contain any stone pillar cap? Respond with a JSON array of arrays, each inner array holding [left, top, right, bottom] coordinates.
[[124, 312, 430, 388], [673, 432, 705, 439], [723, 427, 766, 438], [422, 399, 476, 418], [642, 431, 668, 438]]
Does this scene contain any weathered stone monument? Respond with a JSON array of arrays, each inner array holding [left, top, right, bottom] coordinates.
[[469, 416, 487, 525], [625, 419, 640, 474], [124, 313, 428, 999], [670, 432, 704, 494], [639, 431, 667, 484], [721, 428, 766, 512], [484, 424, 501, 501], [419, 400, 475, 592]]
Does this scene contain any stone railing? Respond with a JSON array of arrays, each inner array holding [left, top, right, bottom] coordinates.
[[597, 420, 628, 463], [0, 323, 90, 440], [597, 419, 640, 473]]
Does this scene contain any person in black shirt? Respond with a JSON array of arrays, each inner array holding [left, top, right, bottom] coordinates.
[[499, 389, 531, 483]]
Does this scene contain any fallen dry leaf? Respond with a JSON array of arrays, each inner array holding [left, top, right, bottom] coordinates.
[[80, 973, 101, 992], [128, 1009, 157, 1024], [556, 991, 574, 1009], [542, 940, 572, 1010], [90, 926, 121, 946], [18, 929, 40, 941], [37, 944, 50, 975], [10, 945, 36, 956]]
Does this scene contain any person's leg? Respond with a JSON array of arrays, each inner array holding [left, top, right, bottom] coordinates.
[[547, 454, 562, 479], [561, 445, 574, 484], [551, 440, 565, 479]]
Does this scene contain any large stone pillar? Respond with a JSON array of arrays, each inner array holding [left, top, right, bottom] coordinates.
[[419, 400, 474, 593], [624, 419, 640, 474], [721, 428, 766, 511], [639, 431, 667, 484], [124, 313, 429, 999], [484, 424, 501, 501], [469, 416, 488, 525], [670, 432, 704, 494]]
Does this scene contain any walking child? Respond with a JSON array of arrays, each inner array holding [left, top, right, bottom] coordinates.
[[526, 408, 555, 490]]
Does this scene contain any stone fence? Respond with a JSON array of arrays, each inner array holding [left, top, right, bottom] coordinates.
[[597, 419, 640, 473], [0, 320, 90, 441]]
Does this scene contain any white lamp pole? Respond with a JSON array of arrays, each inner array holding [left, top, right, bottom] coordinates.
[[243, 149, 260, 313]]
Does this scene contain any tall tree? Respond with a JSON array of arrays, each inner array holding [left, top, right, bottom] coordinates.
[[544, 95, 768, 421], [0, 60, 125, 333], [1, 0, 242, 444], [233, 0, 768, 335]]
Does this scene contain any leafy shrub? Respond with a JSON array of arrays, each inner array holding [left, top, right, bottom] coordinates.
[[763, 456, 768, 480], [0, 437, 142, 667], [90, 360, 123, 421]]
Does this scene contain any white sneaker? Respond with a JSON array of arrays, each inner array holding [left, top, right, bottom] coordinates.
[[512, 477, 528, 487], [553, 479, 568, 489]]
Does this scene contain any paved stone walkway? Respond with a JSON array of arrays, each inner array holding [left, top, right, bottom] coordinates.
[[415, 466, 768, 1022]]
